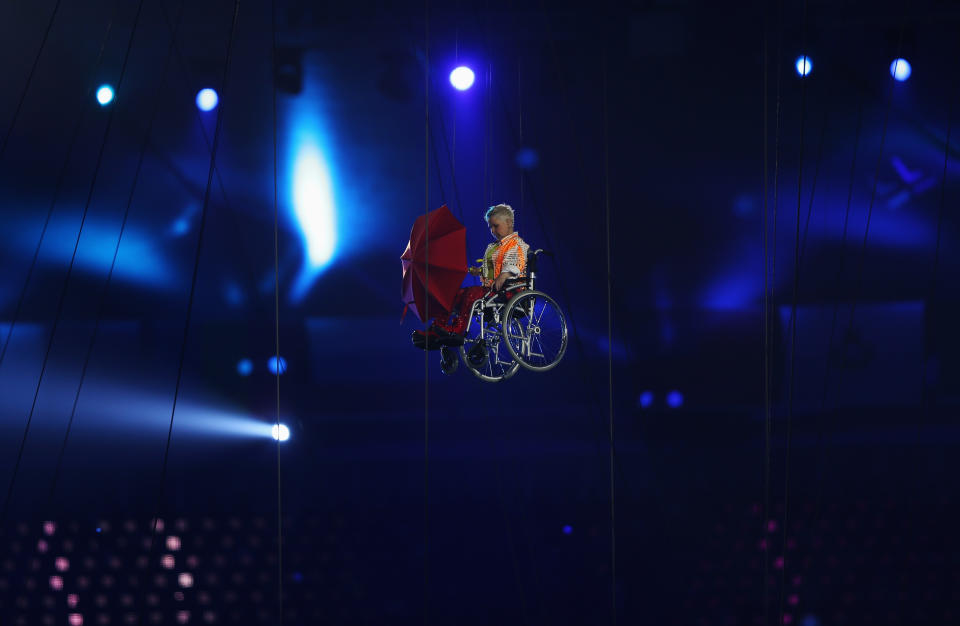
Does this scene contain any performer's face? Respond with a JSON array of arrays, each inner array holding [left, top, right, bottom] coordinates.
[[489, 217, 511, 240]]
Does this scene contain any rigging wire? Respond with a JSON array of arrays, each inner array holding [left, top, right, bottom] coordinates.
[[1, 0, 151, 525], [0, 0, 64, 160], [271, 0, 285, 621], [0, 3, 117, 374], [762, 0, 786, 618], [602, 43, 617, 626], [778, 0, 810, 620], [422, 1, 431, 623], [803, 13, 908, 622], [144, 4, 243, 621], [45, 0, 187, 515]]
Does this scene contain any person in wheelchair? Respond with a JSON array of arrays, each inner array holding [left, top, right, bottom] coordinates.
[[412, 203, 529, 350]]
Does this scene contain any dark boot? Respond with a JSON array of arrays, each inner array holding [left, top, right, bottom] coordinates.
[[411, 329, 444, 351]]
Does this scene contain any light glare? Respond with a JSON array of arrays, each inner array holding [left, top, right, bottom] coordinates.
[[267, 356, 287, 375], [96, 85, 115, 106], [795, 55, 812, 77], [272, 424, 290, 442], [293, 143, 336, 269], [890, 58, 911, 81], [449, 66, 475, 90], [236, 358, 253, 376], [666, 390, 684, 408], [196, 88, 219, 111]]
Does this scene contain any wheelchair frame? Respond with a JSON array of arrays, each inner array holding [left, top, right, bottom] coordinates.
[[451, 249, 568, 382]]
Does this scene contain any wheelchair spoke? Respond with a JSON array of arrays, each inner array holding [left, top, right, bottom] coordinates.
[[532, 301, 547, 326], [461, 315, 519, 382], [501, 291, 568, 372]]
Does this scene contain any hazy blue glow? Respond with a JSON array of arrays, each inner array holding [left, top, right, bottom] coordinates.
[[195, 88, 219, 112], [293, 142, 336, 269], [286, 97, 341, 303], [10, 216, 172, 287], [449, 66, 475, 90], [267, 356, 287, 375], [272, 423, 290, 442], [96, 85, 114, 106], [638, 391, 654, 409], [890, 58, 911, 81], [795, 56, 812, 77], [666, 390, 684, 408], [562, 525, 573, 535], [236, 359, 253, 376], [703, 272, 756, 310], [515, 147, 539, 169], [171, 217, 189, 236]]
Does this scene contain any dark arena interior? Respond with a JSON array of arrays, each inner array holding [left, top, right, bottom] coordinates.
[[1, 0, 959, 624]]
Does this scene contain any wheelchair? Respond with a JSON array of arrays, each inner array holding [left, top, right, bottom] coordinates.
[[440, 250, 569, 382]]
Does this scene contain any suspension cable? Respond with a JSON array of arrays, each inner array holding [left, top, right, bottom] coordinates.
[[271, 0, 284, 622], [1, 0, 150, 525], [762, 0, 785, 618], [422, 2, 431, 623], [0, 4, 117, 374], [0, 0, 64, 160], [45, 0, 187, 516], [602, 44, 617, 626], [778, 0, 810, 620], [145, 4, 243, 619]]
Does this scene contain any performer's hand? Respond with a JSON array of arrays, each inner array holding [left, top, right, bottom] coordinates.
[[494, 273, 508, 291], [467, 266, 482, 277]]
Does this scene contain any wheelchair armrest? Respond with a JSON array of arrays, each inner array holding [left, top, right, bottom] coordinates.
[[503, 278, 528, 290]]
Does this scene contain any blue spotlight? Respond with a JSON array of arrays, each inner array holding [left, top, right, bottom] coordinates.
[[196, 88, 219, 112], [236, 358, 253, 377], [890, 58, 911, 81], [449, 66, 475, 91], [267, 356, 287, 375], [795, 55, 812, 77], [562, 525, 573, 535], [666, 390, 684, 409], [637, 390, 654, 409], [272, 423, 290, 442], [293, 143, 336, 269], [96, 85, 115, 106]]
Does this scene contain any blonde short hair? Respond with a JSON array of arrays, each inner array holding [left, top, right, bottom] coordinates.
[[484, 203, 515, 228]]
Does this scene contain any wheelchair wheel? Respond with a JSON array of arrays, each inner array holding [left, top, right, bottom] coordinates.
[[501, 290, 568, 372], [459, 310, 520, 383]]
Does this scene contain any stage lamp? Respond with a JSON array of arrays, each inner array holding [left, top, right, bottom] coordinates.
[[272, 424, 290, 442], [267, 356, 287, 375], [196, 88, 219, 112], [96, 85, 114, 106], [449, 66, 475, 91], [795, 55, 812, 77], [637, 390, 654, 409], [890, 58, 911, 81], [666, 390, 684, 409]]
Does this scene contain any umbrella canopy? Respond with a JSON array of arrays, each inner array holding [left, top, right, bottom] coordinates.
[[401, 205, 467, 322]]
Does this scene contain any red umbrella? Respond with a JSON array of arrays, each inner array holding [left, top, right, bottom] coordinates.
[[401, 205, 467, 323]]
